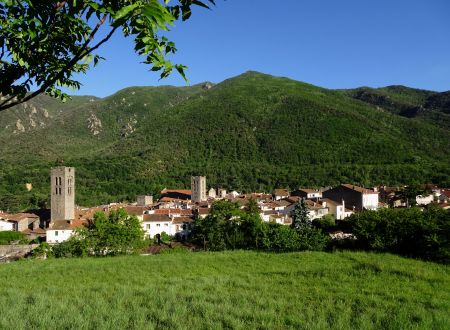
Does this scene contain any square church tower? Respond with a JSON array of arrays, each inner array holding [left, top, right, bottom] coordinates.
[[51, 167, 75, 222], [191, 176, 207, 203]]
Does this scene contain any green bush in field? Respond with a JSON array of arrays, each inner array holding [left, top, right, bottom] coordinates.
[[259, 222, 301, 252], [52, 238, 89, 258], [32, 242, 53, 258], [0, 231, 26, 245], [313, 214, 336, 231], [349, 207, 450, 263], [152, 231, 172, 245], [81, 208, 145, 256], [297, 227, 331, 251], [50, 209, 145, 258]]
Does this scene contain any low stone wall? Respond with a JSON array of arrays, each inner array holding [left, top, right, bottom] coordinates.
[[0, 244, 39, 259]]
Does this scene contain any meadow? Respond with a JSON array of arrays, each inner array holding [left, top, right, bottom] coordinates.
[[0, 251, 449, 329]]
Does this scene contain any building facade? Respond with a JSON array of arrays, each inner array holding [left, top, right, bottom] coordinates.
[[137, 195, 153, 206], [191, 176, 207, 203], [323, 184, 379, 211], [50, 166, 75, 222]]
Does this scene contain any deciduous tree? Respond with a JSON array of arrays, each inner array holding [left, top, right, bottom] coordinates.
[[0, 0, 215, 111]]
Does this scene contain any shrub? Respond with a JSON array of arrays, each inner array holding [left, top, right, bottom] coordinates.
[[0, 231, 26, 245], [348, 207, 450, 263], [32, 242, 53, 258], [259, 222, 301, 252], [297, 227, 330, 251], [153, 231, 172, 245], [313, 214, 336, 231], [52, 239, 88, 258]]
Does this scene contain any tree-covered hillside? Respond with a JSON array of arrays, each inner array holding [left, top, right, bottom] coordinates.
[[0, 72, 449, 210], [342, 85, 450, 130]]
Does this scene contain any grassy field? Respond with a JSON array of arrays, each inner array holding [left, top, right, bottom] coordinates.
[[0, 251, 449, 329]]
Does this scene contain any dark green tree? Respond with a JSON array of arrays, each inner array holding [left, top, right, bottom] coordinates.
[[291, 198, 311, 230], [244, 197, 259, 215], [399, 185, 426, 207]]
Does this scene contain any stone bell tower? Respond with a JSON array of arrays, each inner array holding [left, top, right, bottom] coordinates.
[[50, 167, 75, 222], [191, 176, 207, 203]]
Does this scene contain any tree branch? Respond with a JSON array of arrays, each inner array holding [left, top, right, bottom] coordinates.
[[0, 18, 118, 112]]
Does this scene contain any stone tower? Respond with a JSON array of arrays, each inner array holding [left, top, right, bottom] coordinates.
[[191, 176, 207, 203], [51, 166, 75, 222]]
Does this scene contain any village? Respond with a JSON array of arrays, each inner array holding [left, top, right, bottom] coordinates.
[[0, 166, 449, 245]]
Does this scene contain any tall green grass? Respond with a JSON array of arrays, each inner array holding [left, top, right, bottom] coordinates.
[[0, 251, 449, 329]]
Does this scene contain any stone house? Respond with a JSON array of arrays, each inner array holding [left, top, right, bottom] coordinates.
[[291, 188, 323, 200], [323, 184, 379, 211], [273, 189, 289, 201]]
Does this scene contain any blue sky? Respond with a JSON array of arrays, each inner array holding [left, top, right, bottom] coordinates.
[[71, 0, 450, 96]]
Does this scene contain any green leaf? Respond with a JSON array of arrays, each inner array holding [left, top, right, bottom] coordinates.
[[112, 3, 140, 27], [175, 64, 189, 83], [192, 1, 211, 9]]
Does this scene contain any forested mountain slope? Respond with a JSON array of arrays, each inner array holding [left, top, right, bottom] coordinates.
[[0, 72, 449, 210]]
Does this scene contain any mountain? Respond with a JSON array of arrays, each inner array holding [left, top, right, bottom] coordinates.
[[0, 71, 449, 210], [342, 85, 450, 130]]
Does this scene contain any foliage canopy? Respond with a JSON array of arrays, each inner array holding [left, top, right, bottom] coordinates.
[[52, 208, 145, 257], [0, 0, 215, 111]]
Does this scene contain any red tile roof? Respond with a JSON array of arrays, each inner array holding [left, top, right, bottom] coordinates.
[[441, 189, 450, 198], [161, 189, 192, 195], [172, 217, 194, 224], [123, 206, 147, 216], [297, 188, 322, 194], [342, 184, 377, 194], [2, 213, 39, 221], [48, 219, 88, 230], [143, 214, 171, 222], [198, 208, 210, 215], [159, 197, 187, 202], [154, 209, 192, 216], [273, 189, 289, 196], [22, 228, 46, 235]]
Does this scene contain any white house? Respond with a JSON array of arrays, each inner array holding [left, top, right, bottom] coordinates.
[[416, 194, 434, 206], [292, 188, 323, 200], [260, 210, 278, 222], [320, 199, 353, 220], [323, 184, 379, 211], [0, 219, 14, 231], [273, 189, 289, 201], [141, 214, 192, 239], [46, 220, 87, 244], [283, 199, 329, 220], [142, 214, 172, 238]]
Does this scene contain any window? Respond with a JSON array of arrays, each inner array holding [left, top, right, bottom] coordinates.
[[156, 224, 160, 227], [59, 187, 61, 195], [55, 231, 58, 236], [55, 187, 58, 194], [55, 177, 58, 185], [146, 224, 151, 230], [164, 223, 168, 227], [59, 177, 62, 185]]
